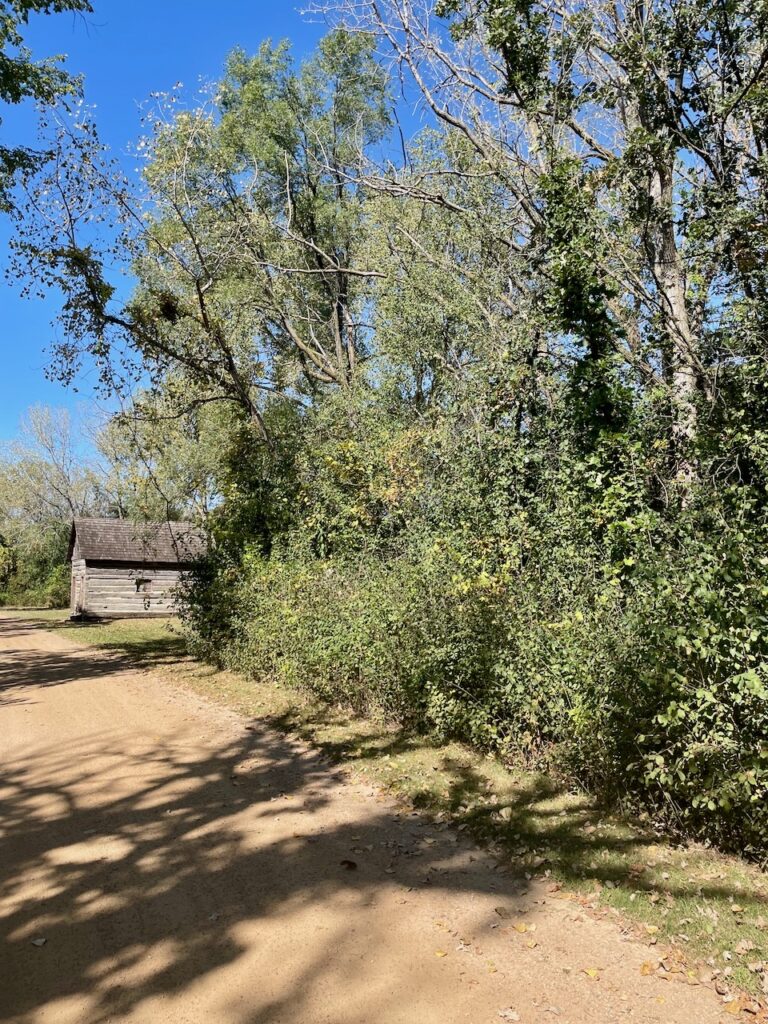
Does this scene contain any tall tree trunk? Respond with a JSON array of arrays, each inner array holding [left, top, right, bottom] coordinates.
[[648, 159, 699, 494]]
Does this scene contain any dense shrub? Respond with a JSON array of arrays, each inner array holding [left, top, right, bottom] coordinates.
[[0, 530, 70, 608], [0, 561, 70, 608], [183, 389, 768, 859]]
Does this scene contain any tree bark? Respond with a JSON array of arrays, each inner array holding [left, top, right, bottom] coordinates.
[[648, 158, 699, 493]]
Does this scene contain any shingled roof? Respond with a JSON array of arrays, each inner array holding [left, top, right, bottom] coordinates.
[[68, 518, 207, 565]]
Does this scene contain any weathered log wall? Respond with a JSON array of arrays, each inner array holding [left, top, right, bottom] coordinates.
[[76, 565, 185, 618], [70, 558, 87, 615]]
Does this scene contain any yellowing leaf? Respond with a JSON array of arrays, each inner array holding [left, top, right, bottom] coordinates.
[[640, 961, 656, 976], [435, 950, 448, 958], [513, 923, 529, 933], [724, 995, 751, 1016], [582, 967, 601, 979]]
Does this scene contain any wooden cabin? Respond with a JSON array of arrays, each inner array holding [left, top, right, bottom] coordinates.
[[67, 518, 206, 619]]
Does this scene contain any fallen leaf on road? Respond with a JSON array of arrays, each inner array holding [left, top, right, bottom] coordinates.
[[435, 950, 448, 957], [724, 994, 753, 1016], [498, 1010, 521, 1022], [582, 967, 601, 979], [513, 923, 529, 933], [495, 906, 512, 919], [640, 961, 656, 976], [339, 859, 358, 870], [30, 938, 46, 947]]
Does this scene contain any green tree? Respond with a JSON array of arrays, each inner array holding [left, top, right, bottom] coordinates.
[[327, 0, 768, 493], [0, 404, 102, 604], [95, 388, 229, 523], [0, 0, 92, 209], [12, 22, 768, 852], [12, 29, 390, 442]]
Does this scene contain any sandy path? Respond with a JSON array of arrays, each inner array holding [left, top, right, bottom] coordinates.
[[0, 615, 727, 1024]]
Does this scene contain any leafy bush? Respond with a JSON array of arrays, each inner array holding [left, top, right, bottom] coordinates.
[[181, 378, 768, 860], [0, 560, 70, 608]]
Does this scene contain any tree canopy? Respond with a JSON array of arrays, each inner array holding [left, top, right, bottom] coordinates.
[[8, 10, 768, 855], [0, 0, 92, 209]]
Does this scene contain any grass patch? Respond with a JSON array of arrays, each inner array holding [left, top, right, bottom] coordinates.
[[2, 608, 187, 669], [1, 607, 69, 620], [8, 609, 768, 998]]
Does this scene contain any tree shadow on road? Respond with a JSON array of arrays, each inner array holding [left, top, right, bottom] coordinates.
[[2, 717, 517, 1023], [1, 614, 766, 1022], [0, 616, 187, 698]]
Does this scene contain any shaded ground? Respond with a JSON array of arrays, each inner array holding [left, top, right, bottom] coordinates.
[[33, 610, 768, 996], [0, 615, 742, 1022]]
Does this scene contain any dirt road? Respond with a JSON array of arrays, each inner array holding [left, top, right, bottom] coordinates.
[[0, 615, 729, 1024]]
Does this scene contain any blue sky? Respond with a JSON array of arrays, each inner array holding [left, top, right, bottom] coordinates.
[[0, 1, 329, 440]]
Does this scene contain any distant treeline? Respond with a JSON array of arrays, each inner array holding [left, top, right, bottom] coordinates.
[[0, 404, 219, 607]]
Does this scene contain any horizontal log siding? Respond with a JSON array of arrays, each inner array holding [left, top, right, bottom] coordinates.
[[85, 567, 184, 579], [82, 565, 186, 617]]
